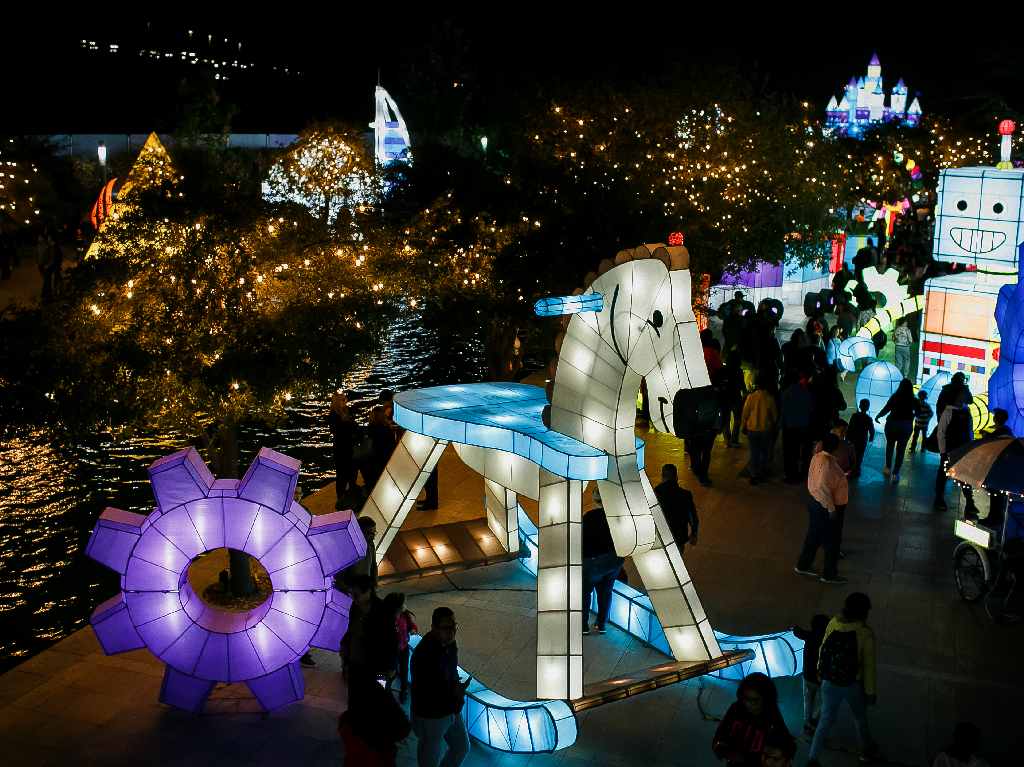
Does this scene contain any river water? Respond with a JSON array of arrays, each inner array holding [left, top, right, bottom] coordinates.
[[0, 308, 503, 672]]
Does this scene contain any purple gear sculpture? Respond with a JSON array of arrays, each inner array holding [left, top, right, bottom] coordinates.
[[85, 446, 366, 713]]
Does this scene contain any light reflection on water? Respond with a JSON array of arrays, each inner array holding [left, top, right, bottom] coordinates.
[[0, 308, 492, 671]]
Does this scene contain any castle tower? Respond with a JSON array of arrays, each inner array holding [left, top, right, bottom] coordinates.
[[867, 52, 881, 80], [890, 78, 908, 119], [906, 97, 922, 127]]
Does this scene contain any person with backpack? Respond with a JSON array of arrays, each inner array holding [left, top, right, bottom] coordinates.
[[740, 373, 779, 485], [673, 384, 723, 487], [807, 592, 880, 767], [712, 672, 791, 767], [793, 613, 831, 738]]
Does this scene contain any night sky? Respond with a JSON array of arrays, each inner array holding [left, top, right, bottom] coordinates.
[[5, 11, 1024, 133]]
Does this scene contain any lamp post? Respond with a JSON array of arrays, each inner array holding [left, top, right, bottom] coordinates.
[[97, 141, 108, 183]]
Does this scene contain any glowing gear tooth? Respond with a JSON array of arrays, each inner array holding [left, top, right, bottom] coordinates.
[[84, 446, 366, 713]]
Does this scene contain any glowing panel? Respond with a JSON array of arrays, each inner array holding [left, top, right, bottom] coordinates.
[[86, 447, 365, 712], [534, 293, 605, 317]]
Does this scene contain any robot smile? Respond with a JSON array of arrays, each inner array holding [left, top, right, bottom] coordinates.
[[950, 227, 1006, 254]]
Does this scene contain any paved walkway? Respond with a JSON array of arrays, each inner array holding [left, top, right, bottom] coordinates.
[[1, 380, 1022, 765]]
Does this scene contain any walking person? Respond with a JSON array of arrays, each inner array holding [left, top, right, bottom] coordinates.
[[909, 390, 933, 453], [892, 318, 914, 379], [876, 379, 921, 482], [795, 433, 848, 584], [740, 373, 779, 485], [329, 391, 357, 508], [793, 613, 830, 738], [806, 593, 880, 767], [580, 486, 625, 634], [654, 464, 699, 550], [337, 516, 379, 591], [934, 373, 974, 511], [340, 574, 384, 683], [781, 372, 813, 483], [411, 607, 471, 767], [712, 672, 791, 767], [721, 351, 746, 447], [364, 405, 397, 490], [847, 400, 875, 479], [391, 595, 418, 703]]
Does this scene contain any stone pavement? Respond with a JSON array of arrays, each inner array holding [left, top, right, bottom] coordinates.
[[1, 390, 1022, 765]]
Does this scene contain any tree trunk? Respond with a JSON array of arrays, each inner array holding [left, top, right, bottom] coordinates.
[[209, 421, 254, 597]]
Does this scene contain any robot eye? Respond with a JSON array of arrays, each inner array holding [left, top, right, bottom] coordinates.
[[957, 200, 968, 211], [994, 202, 1005, 214]]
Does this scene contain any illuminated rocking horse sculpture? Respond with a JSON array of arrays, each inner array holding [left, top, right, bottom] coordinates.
[[361, 243, 731, 705]]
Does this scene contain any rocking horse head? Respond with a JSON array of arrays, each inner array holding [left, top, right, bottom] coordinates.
[[537, 243, 709, 457]]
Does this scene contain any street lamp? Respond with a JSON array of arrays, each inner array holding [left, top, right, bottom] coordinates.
[[97, 141, 108, 183]]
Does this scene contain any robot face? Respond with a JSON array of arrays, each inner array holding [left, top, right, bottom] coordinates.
[[935, 169, 1024, 277]]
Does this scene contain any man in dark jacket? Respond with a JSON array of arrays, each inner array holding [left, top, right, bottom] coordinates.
[[793, 613, 830, 737], [934, 372, 974, 511], [581, 486, 625, 634], [781, 376, 813, 483], [654, 464, 700, 549], [411, 606, 470, 766]]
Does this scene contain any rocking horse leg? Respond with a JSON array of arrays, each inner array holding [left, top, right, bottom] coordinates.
[[536, 469, 584, 700], [361, 432, 448, 559], [483, 478, 520, 554], [632, 471, 721, 662], [599, 461, 721, 663]]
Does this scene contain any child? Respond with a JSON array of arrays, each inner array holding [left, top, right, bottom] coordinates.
[[985, 408, 1013, 439], [793, 613, 830, 738], [910, 390, 933, 452], [847, 399, 875, 478], [386, 592, 418, 703]]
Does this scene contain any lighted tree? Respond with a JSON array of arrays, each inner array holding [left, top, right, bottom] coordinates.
[[47, 139, 399, 593], [264, 125, 379, 227], [0, 136, 46, 231]]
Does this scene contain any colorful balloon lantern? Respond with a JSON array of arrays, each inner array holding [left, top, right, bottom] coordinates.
[[855, 361, 903, 424]]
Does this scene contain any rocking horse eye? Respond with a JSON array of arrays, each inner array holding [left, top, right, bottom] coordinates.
[[651, 310, 664, 329]]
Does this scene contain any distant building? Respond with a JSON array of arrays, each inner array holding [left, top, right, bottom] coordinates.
[[824, 53, 921, 138]]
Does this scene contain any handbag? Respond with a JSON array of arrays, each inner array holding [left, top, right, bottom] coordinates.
[[924, 426, 939, 454]]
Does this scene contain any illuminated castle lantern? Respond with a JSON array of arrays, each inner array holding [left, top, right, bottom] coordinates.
[[919, 122, 1024, 394], [362, 245, 745, 713], [371, 85, 411, 165], [824, 53, 921, 138]]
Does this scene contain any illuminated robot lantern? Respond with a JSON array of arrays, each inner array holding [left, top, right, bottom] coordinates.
[[919, 121, 1024, 394], [85, 447, 365, 712], [362, 244, 732, 711]]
